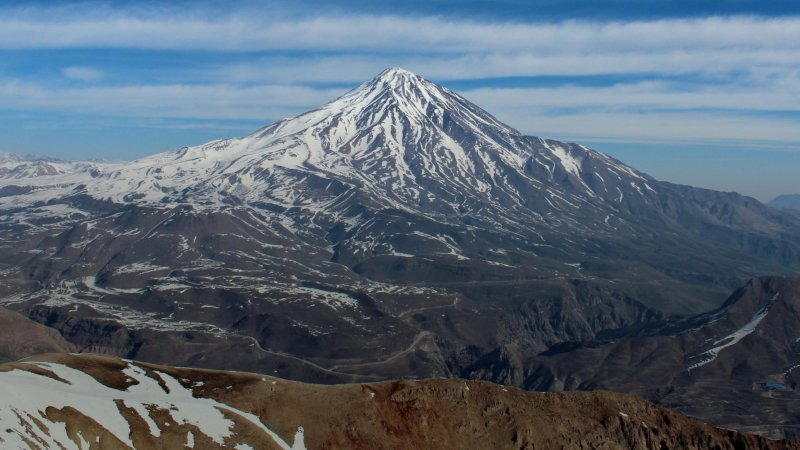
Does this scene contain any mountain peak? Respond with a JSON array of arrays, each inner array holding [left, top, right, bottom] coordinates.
[[377, 66, 416, 77], [373, 66, 420, 85], [332, 66, 515, 137], [358, 66, 437, 105]]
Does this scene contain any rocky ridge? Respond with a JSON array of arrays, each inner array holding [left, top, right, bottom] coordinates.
[[1, 353, 798, 450]]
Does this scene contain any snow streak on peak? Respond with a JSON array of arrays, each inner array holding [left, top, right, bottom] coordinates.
[[255, 66, 521, 142], [374, 66, 420, 84]]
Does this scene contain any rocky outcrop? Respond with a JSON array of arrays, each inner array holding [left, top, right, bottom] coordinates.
[[463, 277, 800, 438]]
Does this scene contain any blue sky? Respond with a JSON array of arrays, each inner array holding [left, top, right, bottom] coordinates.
[[0, 1, 798, 201]]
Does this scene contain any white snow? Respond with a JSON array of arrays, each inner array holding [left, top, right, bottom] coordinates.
[[81, 276, 142, 295], [687, 293, 779, 371], [0, 285, 227, 335], [113, 262, 170, 275], [0, 361, 306, 450], [545, 142, 582, 177]]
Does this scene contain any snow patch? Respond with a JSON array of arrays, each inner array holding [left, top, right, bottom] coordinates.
[[687, 293, 779, 371], [0, 361, 306, 450], [544, 142, 582, 177]]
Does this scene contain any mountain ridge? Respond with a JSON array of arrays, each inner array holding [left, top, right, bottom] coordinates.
[[462, 276, 800, 438], [2, 353, 799, 450]]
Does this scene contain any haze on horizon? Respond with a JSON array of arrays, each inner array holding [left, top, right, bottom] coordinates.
[[0, 0, 798, 202]]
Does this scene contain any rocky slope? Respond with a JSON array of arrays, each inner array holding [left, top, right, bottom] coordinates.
[[1, 353, 798, 450], [0, 306, 75, 363], [463, 276, 800, 438]]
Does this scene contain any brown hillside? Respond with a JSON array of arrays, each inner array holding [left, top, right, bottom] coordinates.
[[0, 307, 75, 362], [2, 353, 799, 449]]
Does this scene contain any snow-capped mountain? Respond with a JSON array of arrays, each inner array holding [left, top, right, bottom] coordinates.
[[0, 67, 799, 388], [0, 153, 100, 180], [3, 68, 662, 230]]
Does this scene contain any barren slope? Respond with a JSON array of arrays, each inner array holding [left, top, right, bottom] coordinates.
[[1, 353, 798, 450], [0, 306, 75, 363]]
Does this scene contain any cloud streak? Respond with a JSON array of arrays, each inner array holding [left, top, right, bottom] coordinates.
[[1, 9, 799, 56], [1, 78, 798, 145], [62, 66, 105, 82], [0, 81, 347, 121]]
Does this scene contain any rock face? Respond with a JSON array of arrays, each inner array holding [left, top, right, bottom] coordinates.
[[0, 68, 799, 420], [462, 276, 800, 438], [0, 307, 75, 363], [1, 353, 798, 450]]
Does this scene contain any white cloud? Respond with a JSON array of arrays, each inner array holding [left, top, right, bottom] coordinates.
[[501, 110, 800, 146], [1, 77, 798, 145], [212, 49, 800, 85], [2, 7, 798, 87], [0, 81, 347, 121], [1, 8, 798, 57], [460, 78, 800, 113], [458, 81, 800, 144], [62, 66, 104, 82]]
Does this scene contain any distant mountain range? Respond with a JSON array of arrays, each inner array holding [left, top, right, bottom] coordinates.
[[771, 194, 800, 217], [1, 68, 799, 438]]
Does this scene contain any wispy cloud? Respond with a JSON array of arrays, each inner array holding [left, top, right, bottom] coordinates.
[[1, 8, 799, 57], [0, 81, 347, 121], [1, 77, 798, 145], [62, 66, 104, 82], [462, 78, 800, 113]]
